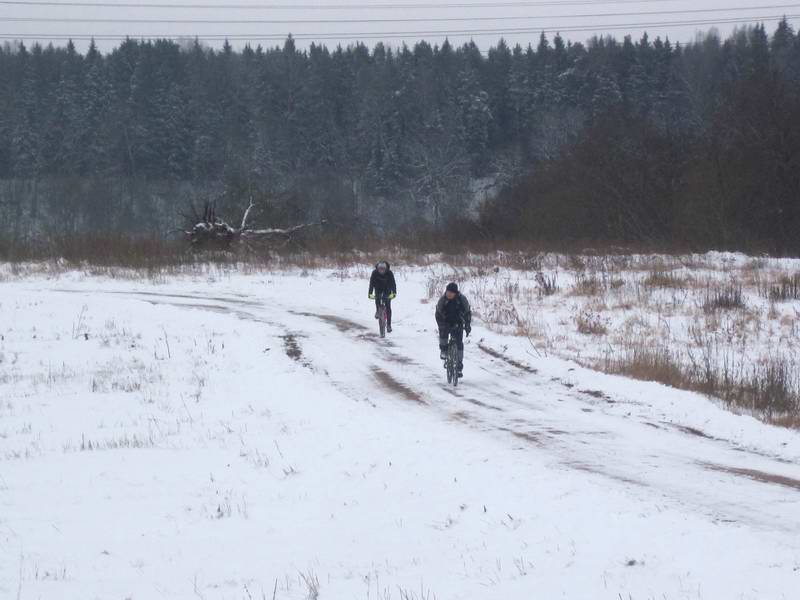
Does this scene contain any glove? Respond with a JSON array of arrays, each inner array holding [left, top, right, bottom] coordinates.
[[389, 293, 396, 300], [368, 293, 375, 300]]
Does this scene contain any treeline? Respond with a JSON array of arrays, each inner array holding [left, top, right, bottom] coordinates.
[[0, 22, 798, 252], [483, 21, 800, 254]]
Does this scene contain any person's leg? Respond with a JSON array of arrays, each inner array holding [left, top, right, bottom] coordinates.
[[374, 296, 381, 319], [454, 328, 465, 372], [438, 327, 448, 360], [385, 297, 392, 330], [454, 327, 464, 351]]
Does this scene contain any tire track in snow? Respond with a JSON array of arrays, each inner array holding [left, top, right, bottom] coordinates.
[[283, 309, 649, 459], [477, 342, 538, 374], [282, 306, 650, 490], [701, 462, 800, 492], [87, 288, 800, 534], [54, 288, 262, 307], [140, 294, 800, 502], [292, 310, 800, 533], [55, 288, 319, 373], [372, 368, 426, 404], [463, 361, 800, 532]]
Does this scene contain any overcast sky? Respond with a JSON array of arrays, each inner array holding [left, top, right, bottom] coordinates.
[[2, 0, 798, 52]]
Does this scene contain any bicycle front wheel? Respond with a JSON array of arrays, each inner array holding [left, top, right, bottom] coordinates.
[[448, 343, 459, 387]]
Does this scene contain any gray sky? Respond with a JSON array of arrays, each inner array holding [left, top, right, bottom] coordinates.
[[2, 0, 798, 52]]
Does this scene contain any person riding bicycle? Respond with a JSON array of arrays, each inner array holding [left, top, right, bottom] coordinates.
[[435, 282, 471, 376], [368, 261, 397, 333]]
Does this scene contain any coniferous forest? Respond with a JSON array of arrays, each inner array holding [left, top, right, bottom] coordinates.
[[1, 20, 799, 253]]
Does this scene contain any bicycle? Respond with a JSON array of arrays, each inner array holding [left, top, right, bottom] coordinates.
[[443, 325, 463, 387], [375, 291, 391, 338]]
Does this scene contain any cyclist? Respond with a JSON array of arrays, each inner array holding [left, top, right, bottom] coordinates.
[[435, 282, 471, 377], [368, 261, 397, 333]]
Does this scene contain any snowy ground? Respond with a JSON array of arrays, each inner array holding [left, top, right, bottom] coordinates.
[[1, 263, 799, 599], [428, 251, 800, 422]]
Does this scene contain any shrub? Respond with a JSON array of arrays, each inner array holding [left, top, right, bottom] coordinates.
[[703, 284, 746, 312], [571, 274, 605, 297], [576, 308, 608, 335], [643, 270, 687, 289], [535, 271, 559, 296], [767, 274, 800, 302]]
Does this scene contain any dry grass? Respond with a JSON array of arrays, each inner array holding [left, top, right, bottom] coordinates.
[[570, 274, 608, 297], [643, 270, 689, 289], [761, 273, 800, 302], [299, 570, 320, 600], [601, 340, 800, 423], [575, 308, 608, 335], [603, 342, 686, 387], [535, 271, 559, 296], [702, 284, 747, 312]]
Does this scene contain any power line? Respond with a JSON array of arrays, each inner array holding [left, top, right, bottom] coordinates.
[[5, 4, 800, 24], [2, 13, 795, 40], [0, 0, 697, 10]]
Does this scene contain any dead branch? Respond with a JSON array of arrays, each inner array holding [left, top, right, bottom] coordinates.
[[183, 201, 324, 250], [240, 201, 256, 231], [244, 220, 326, 238]]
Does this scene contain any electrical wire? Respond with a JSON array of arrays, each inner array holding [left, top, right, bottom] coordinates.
[[0, 0, 706, 10], [4, 4, 799, 24], [1, 13, 795, 40]]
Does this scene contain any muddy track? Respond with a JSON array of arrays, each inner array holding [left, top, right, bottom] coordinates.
[[478, 363, 800, 498], [497, 426, 546, 448], [56, 288, 262, 307], [286, 307, 800, 510], [85, 289, 319, 372], [143, 301, 230, 314], [579, 389, 613, 401], [373, 368, 426, 404], [109, 290, 263, 306], [135, 297, 279, 328], [668, 423, 716, 440], [291, 309, 426, 370], [281, 334, 303, 361], [478, 343, 538, 374], [702, 462, 800, 492], [308, 314, 800, 503], [568, 460, 648, 488], [290, 311, 369, 333], [211, 303, 800, 522], [280, 333, 314, 369], [166, 300, 800, 520], [463, 397, 504, 412]]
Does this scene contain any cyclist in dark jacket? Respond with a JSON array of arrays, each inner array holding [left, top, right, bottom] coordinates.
[[435, 282, 471, 375], [368, 261, 397, 332]]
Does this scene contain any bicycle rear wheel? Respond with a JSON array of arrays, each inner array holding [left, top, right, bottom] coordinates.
[[378, 305, 386, 338], [448, 342, 459, 387]]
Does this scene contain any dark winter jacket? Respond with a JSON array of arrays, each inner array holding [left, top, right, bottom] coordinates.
[[435, 293, 471, 329], [368, 264, 397, 296]]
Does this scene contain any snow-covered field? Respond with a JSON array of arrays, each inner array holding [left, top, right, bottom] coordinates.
[[1, 262, 799, 599], [433, 251, 800, 423]]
